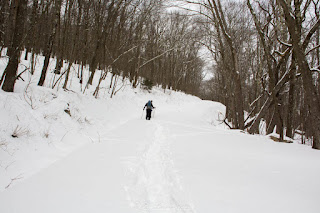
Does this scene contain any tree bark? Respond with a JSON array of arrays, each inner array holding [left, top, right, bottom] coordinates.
[[2, 0, 27, 92], [286, 56, 296, 138], [38, 0, 61, 86], [209, 0, 245, 129], [277, 0, 320, 149]]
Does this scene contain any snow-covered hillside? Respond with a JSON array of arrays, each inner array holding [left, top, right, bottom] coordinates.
[[0, 53, 320, 213]]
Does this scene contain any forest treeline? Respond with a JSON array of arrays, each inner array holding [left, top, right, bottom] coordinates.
[[0, 0, 203, 95], [1, 0, 320, 150], [196, 0, 320, 150]]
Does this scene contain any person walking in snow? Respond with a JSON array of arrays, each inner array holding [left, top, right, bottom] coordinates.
[[143, 100, 155, 120]]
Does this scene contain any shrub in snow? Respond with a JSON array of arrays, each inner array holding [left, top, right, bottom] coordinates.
[[141, 79, 153, 91], [42, 129, 50, 138], [11, 125, 30, 138], [0, 140, 7, 149]]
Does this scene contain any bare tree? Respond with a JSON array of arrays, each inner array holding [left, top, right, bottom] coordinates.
[[276, 0, 320, 149], [1, 0, 28, 92], [38, 0, 61, 86]]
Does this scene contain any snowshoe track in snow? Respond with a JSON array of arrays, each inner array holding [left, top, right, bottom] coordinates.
[[124, 122, 194, 213]]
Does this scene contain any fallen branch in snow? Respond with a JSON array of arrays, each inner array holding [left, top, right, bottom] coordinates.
[[5, 174, 24, 189], [0, 141, 15, 157], [223, 118, 233, 129], [0, 160, 11, 171], [217, 111, 233, 129], [269, 135, 293, 143], [60, 130, 73, 142], [64, 88, 77, 94], [5, 161, 16, 171]]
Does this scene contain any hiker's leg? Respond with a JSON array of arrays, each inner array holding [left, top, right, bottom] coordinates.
[[147, 109, 151, 120]]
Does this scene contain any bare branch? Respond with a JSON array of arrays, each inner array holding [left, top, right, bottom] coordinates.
[[273, 47, 291, 57], [277, 38, 293, 47], [302, 18, 320, 50], [311, 66, 320, 73], [302, 0, 312, 20], [250, 93, 264, 107], [139, 47, 175, 69], [306, 44, 320, 55]]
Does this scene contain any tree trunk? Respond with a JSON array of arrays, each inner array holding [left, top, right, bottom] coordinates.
[[277, 0, 320, 149], [30, 52, 35, 75], [38, 51, 51, 86], [286, 57, 297, 139], [38, 0, 61, 86], [62, 0, 81, 89], [2, 0, 27, 92], [248, 68, 292, 134], [87, 37, 101, 86], [209, 0, 245, 129], [62, 62, 72, 89]]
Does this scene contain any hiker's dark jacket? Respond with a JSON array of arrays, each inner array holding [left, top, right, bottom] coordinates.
[[144, 102, 154, 110]]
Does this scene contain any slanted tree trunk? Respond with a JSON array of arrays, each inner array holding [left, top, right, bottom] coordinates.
[[247, 0, 292, 135], [62, 62, 72, 89], [277, 0, 320, 149]]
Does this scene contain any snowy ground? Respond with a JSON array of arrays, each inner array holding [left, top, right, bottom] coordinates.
[[0, 52, 320, 213]]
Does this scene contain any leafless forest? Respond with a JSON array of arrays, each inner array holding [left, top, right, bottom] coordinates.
[[1, 0, 320, 149]]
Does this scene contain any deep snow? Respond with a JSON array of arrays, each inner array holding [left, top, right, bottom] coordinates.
[[0, 51, 320, 213]]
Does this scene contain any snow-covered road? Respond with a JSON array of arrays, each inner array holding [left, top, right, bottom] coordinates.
[[0, 103, 198, 212], [1, 98, 320, 213]]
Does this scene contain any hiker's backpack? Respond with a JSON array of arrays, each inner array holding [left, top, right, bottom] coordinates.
[[147, 101, 152, 109]]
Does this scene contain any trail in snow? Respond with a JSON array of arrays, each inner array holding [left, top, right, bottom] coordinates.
[[0, 100, 199, 213], [1, 90, 320, 213], [124, 121, 194, 213]]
